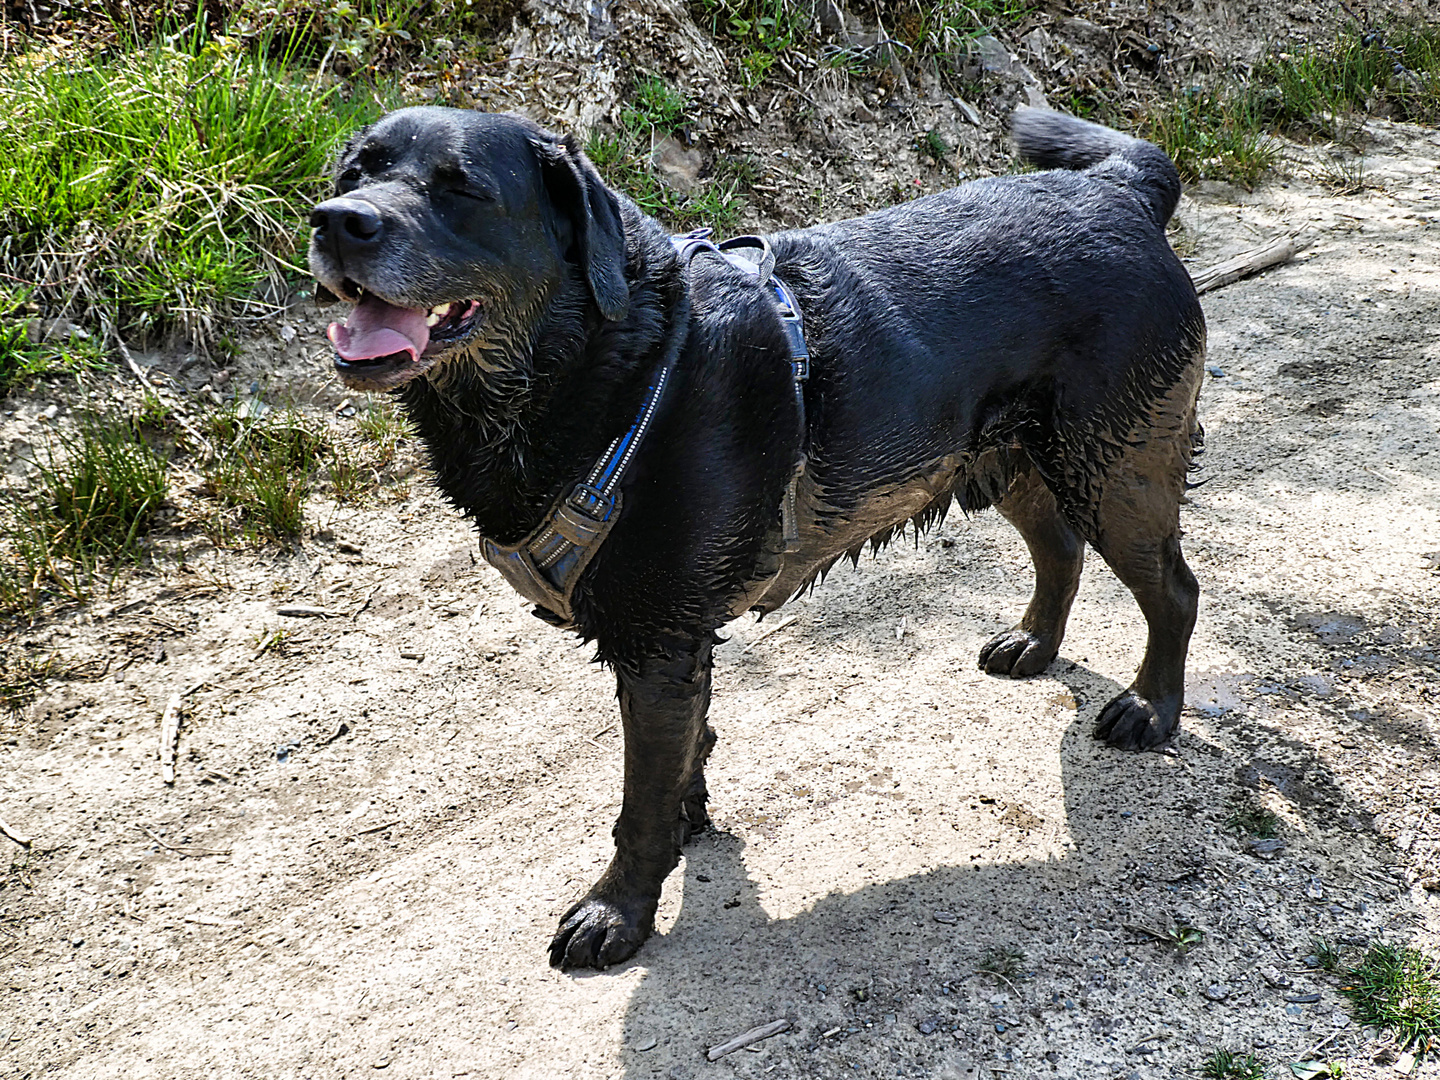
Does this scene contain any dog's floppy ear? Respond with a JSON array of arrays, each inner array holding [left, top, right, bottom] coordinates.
[[533, 133, 630, 322]]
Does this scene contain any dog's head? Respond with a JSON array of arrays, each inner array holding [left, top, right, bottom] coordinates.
[[308, 107, 629, 392]]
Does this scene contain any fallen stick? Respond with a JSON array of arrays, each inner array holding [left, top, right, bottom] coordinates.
[[0, 815, 33, 848], [135, 823, 231, 856], [159, 693, 182, 786], [349, 819, 401, 838], [741, 614, 798, 653], [275, 605, 344, 618], [183, 915, 243, 928], [1191, 235, 1308, 295], [105, 320, 216, 458], [706, 1019, 791, 1061]]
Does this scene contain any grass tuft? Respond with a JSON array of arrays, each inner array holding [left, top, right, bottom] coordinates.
[[977, 944, 1025, 980], [1201, 1049, 1267, 1079], [0, 24, 389, 348], [588, 79, 746, 233], [1341, 942, 1440, 1055], [1312, 936, 1345, 973], [0, 409, 169, 611], [200, 402, 325, 544], [1225, 801, 1282, 839]]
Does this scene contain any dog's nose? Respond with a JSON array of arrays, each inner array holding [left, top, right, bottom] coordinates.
[[309, 198, 385, 249]]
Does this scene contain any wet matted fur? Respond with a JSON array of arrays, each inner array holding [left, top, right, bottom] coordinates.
[[308, 106, 1207, 970]]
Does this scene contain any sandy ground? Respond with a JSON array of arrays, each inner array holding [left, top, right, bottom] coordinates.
[[2, 122, 1439, 1080]]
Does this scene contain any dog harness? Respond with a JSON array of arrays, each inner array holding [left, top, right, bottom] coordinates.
[[479, 229, 811, 628]]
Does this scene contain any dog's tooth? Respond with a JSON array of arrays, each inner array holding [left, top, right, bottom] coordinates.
[[425, 312, 442, 327], [430, 304, 450, 317]]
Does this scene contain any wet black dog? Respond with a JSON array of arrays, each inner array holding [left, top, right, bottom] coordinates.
[[308, 106, 1206, 970]]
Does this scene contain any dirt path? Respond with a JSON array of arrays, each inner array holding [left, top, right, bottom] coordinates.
[[3, 122, 1439, 1080]]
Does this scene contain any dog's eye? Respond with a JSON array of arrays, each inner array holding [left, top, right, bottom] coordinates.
[[336, 166, 362, 193]]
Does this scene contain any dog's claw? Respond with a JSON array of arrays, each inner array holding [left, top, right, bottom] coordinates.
[[1094, 690, 1178, 750], [978, 628, 1057, 678], [549, 894, 653, 970]]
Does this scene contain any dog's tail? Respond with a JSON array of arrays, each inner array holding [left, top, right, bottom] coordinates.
[[1011, 107, 1181, 227]]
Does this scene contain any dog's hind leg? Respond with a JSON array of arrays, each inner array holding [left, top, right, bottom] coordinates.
[[1087, 372, 1203, 751], [680, 721, 717, 841], [980, 465, 1086, 678], [550, 637, 714, 970]]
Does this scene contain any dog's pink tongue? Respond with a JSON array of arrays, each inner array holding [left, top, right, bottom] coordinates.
[[328, 294, 430, 362]]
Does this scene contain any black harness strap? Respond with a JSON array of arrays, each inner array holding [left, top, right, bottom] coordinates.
[[672, 229, 811, 549], [479, 230, 811, 627]]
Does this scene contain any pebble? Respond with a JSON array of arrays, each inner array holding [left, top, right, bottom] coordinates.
[[633, 1037, 658, 1052], [1203, 984, 1228, 1002], [933, 910, 959, 925], [1285, 993, 1321, 1004], [916, 1017, 939, 1035]]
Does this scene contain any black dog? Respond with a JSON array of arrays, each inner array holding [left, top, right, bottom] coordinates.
[[308, 106, 1206, 970]]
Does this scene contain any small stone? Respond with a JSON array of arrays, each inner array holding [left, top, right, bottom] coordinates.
[[634, 1037, 658, 1051], [933, 910, 959, 924], [1248, 837, 1287, 859], [1202, 984, 1228, 1002], [1259, 966, 1292, 989], [1286, 993, 1321, 1004], [974, 35, 1014, 74], [373, 1059, 389, 1069], [916, 1017, 939, 1035]]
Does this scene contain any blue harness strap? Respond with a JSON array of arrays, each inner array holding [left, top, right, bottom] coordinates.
[[480, 229, 811, 627]]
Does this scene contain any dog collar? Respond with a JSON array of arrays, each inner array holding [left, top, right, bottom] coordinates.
[[480, 230, 811, 628]]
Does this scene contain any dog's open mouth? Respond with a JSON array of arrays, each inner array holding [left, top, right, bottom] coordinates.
[[326, 286, 482, 390]]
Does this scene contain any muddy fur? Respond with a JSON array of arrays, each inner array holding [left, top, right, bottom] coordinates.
[[307, 105, 1206, 970]]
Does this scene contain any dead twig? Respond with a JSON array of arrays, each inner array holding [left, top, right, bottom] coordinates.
[[706, 1019, 791, 1061], [134, 823, 231, 857], [349, 819, 401, 838], [1191, 234, 1310, 295], [0, 816, 33, 848], [741, 614, 798, 653], [275, 605, 344, 618], [158, 692, 182, 785]]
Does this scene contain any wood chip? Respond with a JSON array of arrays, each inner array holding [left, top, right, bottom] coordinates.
[[706, 1019, 791, 1061], [350, 819, 401, 838], [159, 692, 182, 786], [276, 605, 344, 618], [183, 915, 243, 928]]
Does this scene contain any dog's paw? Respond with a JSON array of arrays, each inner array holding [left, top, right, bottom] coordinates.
[[978, 628, 1056, 678], [679, 792, 711, 843], [1094, 690, 1179, 750], [549, 893, 654, 970]]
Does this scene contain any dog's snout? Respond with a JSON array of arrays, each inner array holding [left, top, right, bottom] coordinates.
[[310, 198, 385, 249]]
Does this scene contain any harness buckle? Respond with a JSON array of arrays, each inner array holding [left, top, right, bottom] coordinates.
[[566, 484, 615, 522]]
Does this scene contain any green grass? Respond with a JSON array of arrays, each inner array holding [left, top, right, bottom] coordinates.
[[1312, 936, 1344, 973], [1341, 943, 1440, 1056], [977, 944, 1025, 980], [622, 76, 691, 132], [1201, 1049, 1267, 1079], [0, 24, 389, 348], [1253, 27, 1440, 135], [0, 409, 169, 611], [201, 402, 326, 544], [1138, 86, 1279, 188], [1225, 801, 1282, 839], [587, 83, 747, 233]]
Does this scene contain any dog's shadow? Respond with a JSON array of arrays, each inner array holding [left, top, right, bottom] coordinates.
[[604, 663, 1415, 1079]]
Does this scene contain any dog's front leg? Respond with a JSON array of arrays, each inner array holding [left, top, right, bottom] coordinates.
[[549, 637, 714, 970]]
